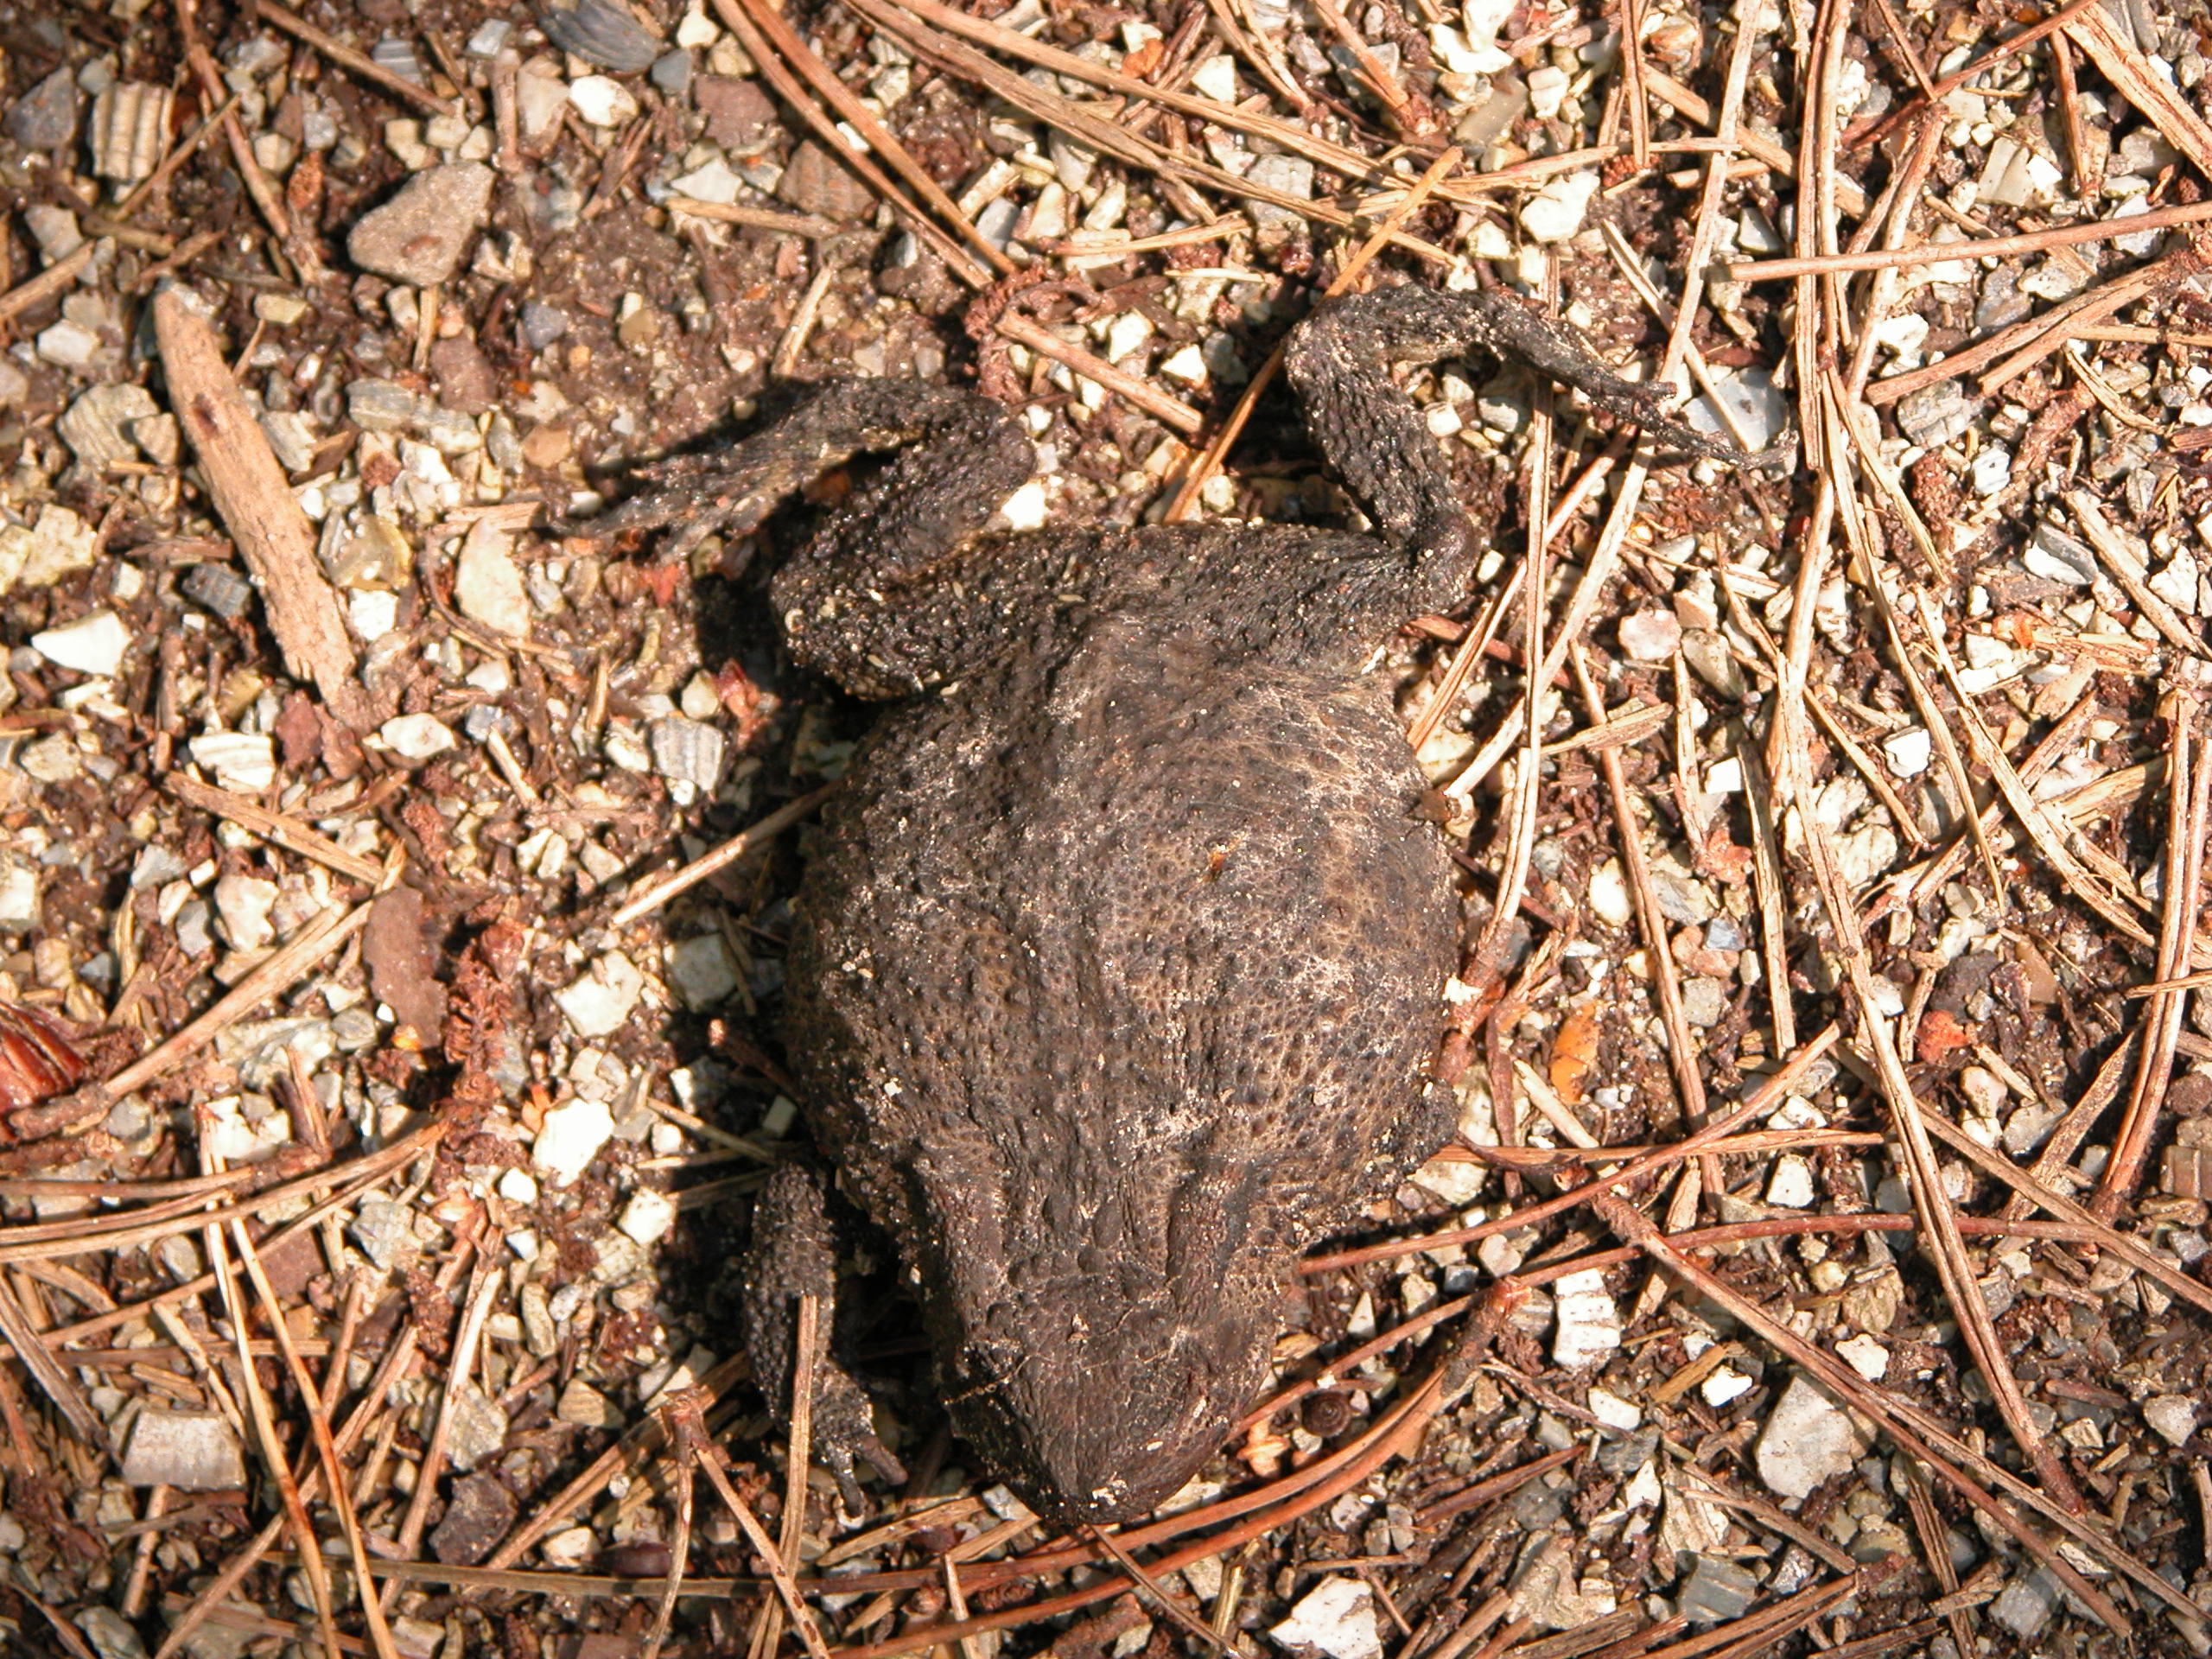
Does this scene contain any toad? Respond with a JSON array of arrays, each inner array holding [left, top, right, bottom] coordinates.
[[601, 281, 1728, 1525]]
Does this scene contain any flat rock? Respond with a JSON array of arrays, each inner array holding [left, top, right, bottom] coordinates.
[[212, 873, 278, 951], [188, 731, 277, 791], [1270, 1578, 1380, 1659], [455, 527, 531, 636], [431, 1471, 518, 1565], [429, 334, 499, 414], [1618, 607, 1681, 663], [535, 1096, 616, 1184], [59, 383, 160, 474], [348, 162, 495, 287], [554, 950, 645, 1039], [30, 609, 129, 677], [1755, 1374, 1868, 1498], [2144, 1395, 2198, 1446], [779, 140, 874, 219], [122, 1408, 246, 1490], [7, 67, 80, 149], [349, 1196, 421, 1270], [75, 1608, 147, 1659], [696, 75, 776, 150], [445, 1384, 509, 1471], [618, 1189, 677, 1245], [380, 713, 457, 761]]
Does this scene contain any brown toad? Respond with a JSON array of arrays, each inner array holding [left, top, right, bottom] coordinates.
[[602, 281, 1726, 1525]]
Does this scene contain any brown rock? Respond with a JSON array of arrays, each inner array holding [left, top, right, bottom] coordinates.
[[430, 1472, 518, 1565], [521, 423, 574, 468], [779, 140, 874, 221], [695, 75, 776, 151], [364, 886, 446, 1043], [429, 335, 499, 415]]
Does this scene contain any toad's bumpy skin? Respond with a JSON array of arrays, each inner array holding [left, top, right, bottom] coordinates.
[[603, 282, 1725, 1525]]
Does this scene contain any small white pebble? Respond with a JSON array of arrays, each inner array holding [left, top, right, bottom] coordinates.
[[30, 610, 128, 677], [1836, 1333, 1889, 1381], [1883, 727, 1931, 776], [1189, 54, 1237, 102], [618, 1190, 677, 1246], [999, 479, 1048, 531], [378, 713, 456, 761], [568, 75, 639, 127], [1702, 1364, 1754, 1407], [1765, 1154, 1816, 1208], [1587, 857, 1633, 927]]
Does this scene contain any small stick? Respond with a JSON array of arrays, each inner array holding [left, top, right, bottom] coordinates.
[[995, 312, 1205, 435], [101, 899, 377, 1102], [202, 1218, 340, 1651], [721, 0, 1014, 279], [0, 1276, 102, 1444], [609, 785, 835, 927], [382, 1266, 501, 1605], [255, 0, 460, 120], [163, 772, 385, 885], [128, 226, 224, 293], [1844, 0, 2104, 153], [1725, 196, 2212, 281], [0, 243, 92, 322], [154, 289, 374, 728], [667, 197, 843, 238], [2098, 673, 2211, 1217], [114, 92, 242, 219], [1089, 1528, 1232, 1655], [1302, 1021, 1840, 1274], [2066, 2, 2212, 179], [228, 1224, 404, 1659]]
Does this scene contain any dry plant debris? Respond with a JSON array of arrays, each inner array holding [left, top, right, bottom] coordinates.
[[0, 0, 2207, 1654]]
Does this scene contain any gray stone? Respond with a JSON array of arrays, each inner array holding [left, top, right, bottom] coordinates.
[[1895, 379, 1978, 448], [542, 0, 663, 72], [650, 715, 725, 791], [519, 302, 569, 349], [1990, 1568, 2060, 1640], [1680, 976, 1727, 1027], [429, 334, 499, 415], [347, 162, 495, 287], [1247, 153, 1314, 245], [444, 1383, 509, 1471], [349, 1197, 420, 1270], [1677, 1554, 1759, 1624], [429, 1471, 517, 1565], [122, 1408, 247, 1490], [261, 410, 319, 474], [1755, 1375, 1869, 1498], [58, 383, 160, 474], [652, 49, 693, 93], [1976, 264, 2032, 332], [347, 378, 424, 432], [1694, 366, 1788, 452], [7, 67, 81, 149], [75, 1607, 148, 1659]]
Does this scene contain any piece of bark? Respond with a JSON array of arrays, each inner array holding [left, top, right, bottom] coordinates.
[[153, 287, 375, 729]]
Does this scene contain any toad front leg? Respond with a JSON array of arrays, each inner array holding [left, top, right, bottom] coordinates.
[[589, 378, 1057, 699], [1285, 283, 1737, 616]]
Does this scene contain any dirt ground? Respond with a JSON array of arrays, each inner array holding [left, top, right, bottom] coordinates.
[[0, 0, 2209, 1655]]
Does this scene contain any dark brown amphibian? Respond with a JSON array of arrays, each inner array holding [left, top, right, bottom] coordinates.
[[601, 281, 1729, 1525]]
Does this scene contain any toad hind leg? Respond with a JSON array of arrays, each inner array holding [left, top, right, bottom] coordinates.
[[594, 379, 1037, 697], [1285, 283, 1736, 613]]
